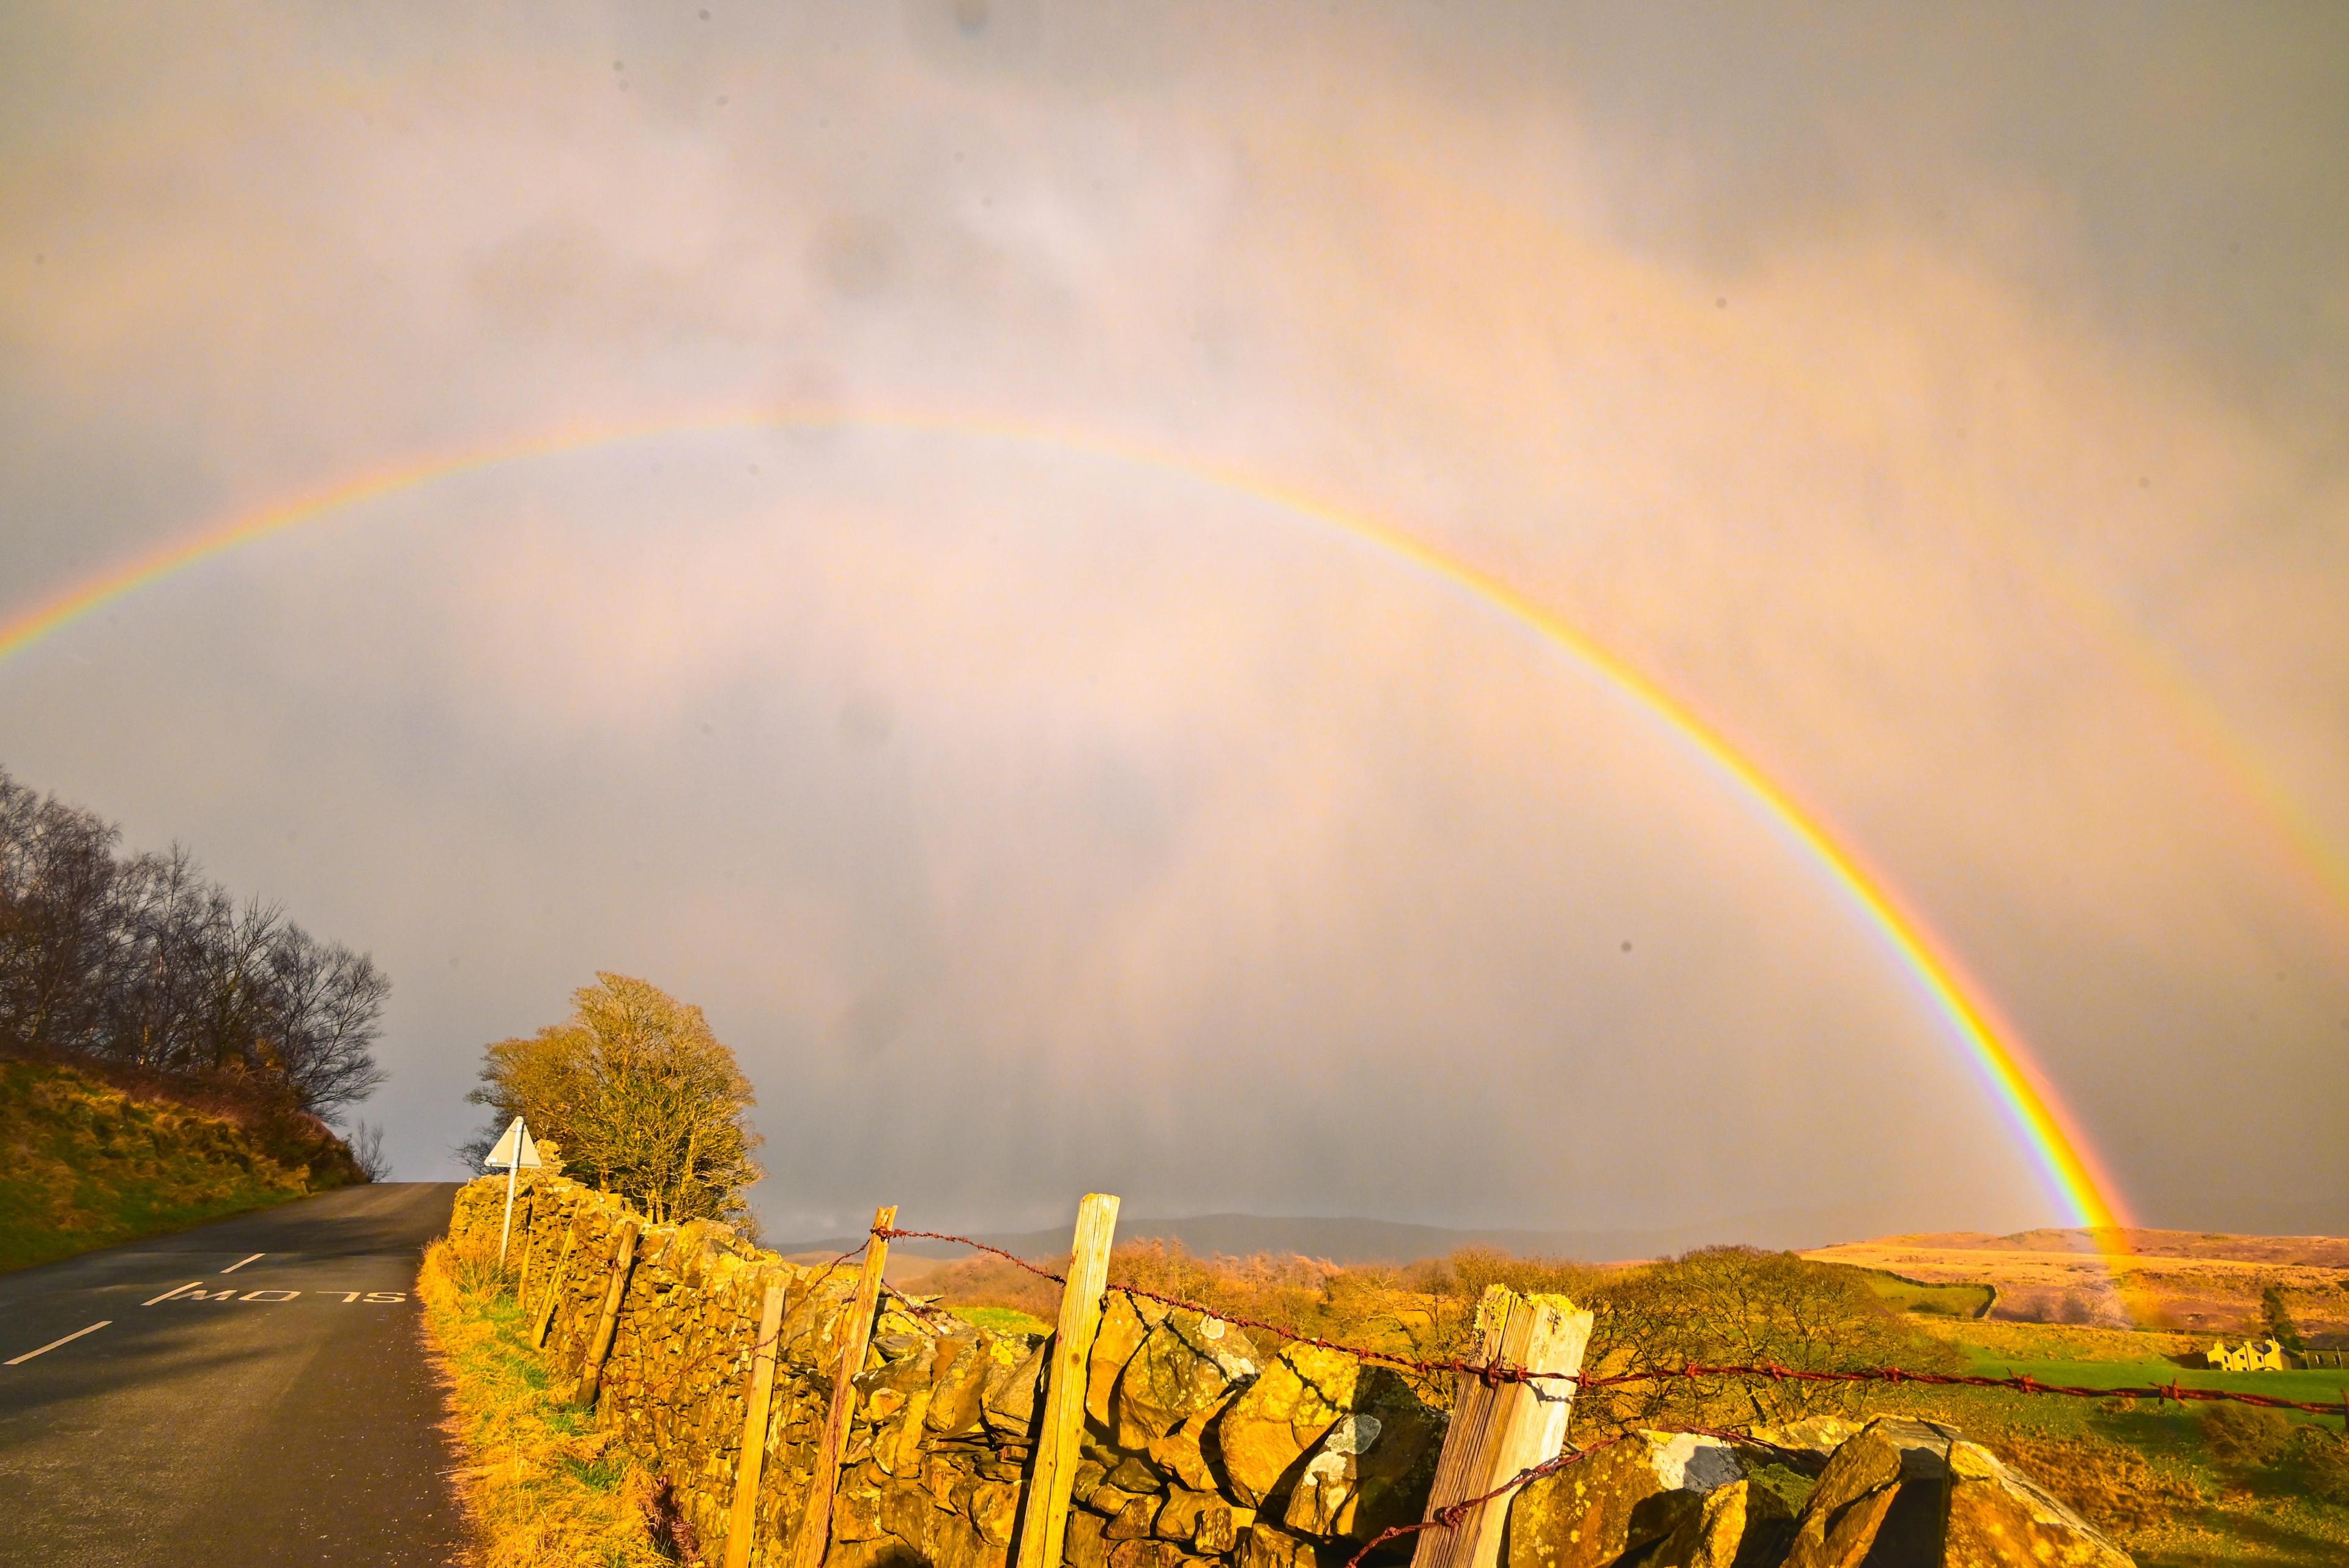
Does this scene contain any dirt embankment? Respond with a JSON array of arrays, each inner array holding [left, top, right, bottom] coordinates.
[[0, 1051, 363, 1271]]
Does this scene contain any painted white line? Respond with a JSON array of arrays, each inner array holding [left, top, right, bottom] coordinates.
[[142, 1281, 206, 1306], [220, 1253, 265, 1274], [6, 1320, 111, 1365]]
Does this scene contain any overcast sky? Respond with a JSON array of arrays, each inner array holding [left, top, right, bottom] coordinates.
[[2, 1, 2343, 1243]]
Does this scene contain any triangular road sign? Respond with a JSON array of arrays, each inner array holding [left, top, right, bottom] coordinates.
[[484, 1115, 541, 1170]]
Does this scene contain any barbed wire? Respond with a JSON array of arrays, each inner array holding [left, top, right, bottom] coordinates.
[[871, 1225, 2349, 1419], [1338, 1432, 1627, 1568]]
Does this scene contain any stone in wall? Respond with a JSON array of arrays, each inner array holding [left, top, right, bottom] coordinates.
[[1158, 1487, 1254, 1553], [1217, 1342, 1360, 1506], [1107, 1540, 1207, 1568], [1943, 1440, 2131, 1568], [1067, 1509, 1113, 1568], [1091, 1295, 1171, 1426], [982, 1336, 1050, 1438], [1277, 1369, 1444, 1544], [1778, 1416, 2134, 1568], [1105, 1493, 1165, 1539], [926, 1332, 992, 1436], [1504, 1429, 1797, 1568], [1114, 1309, 1261, 1445], [1236, 1522, 1324, 1568]]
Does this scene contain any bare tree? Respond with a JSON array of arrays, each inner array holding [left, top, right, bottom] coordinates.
[[0, 766, 389, 1121], [1579, 1246, 1956, 1433], [0, 778, 123, 1055], [258, 924, 390, 1116], [351, 1120, 392, 1181]]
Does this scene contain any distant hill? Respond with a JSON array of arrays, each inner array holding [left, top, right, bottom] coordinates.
[[1870, 1227, 2349, 1269], [776, 1200, 1920, 1268], [1805, 1228, 2349, 1336]]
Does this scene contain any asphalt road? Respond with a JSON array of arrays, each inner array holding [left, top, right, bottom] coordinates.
[[0, 1182, 471, 1566]]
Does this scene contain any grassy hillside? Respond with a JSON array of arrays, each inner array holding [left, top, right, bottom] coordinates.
[[0, 1053, 364, 1272], [1880, 1317, 2349, 1566]]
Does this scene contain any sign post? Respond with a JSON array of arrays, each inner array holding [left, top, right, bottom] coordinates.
[[483, 1116, 542, 1266]]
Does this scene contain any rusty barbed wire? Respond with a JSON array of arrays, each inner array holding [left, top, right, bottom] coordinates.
[[871, 1225, 2349, 1419], [1337, 1424, 1817, 1568], [1338, 1432, 1629, 1568]]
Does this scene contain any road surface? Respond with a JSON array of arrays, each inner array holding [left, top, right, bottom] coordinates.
[[0, 1182, 470, 1566]]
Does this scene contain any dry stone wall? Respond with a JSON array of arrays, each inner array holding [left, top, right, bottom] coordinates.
[[446, 1178, 2132, 1568], [450, 1174, 1451, 1568]]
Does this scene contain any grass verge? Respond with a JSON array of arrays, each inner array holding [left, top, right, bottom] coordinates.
[[417, 1231, 681, 1568]]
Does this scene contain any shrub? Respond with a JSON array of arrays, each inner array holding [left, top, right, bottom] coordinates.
[[1581, 1246, 1961, 1432], [2292, 1427, 2349, 1504], [2199, 1402, 2291, 1468]]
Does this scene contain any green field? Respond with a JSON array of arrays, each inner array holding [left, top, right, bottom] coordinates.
[[943, 1302, 1052, 1337], [1841, 1263, 1997, 1318], [1871, 1319, 2349, 1566]]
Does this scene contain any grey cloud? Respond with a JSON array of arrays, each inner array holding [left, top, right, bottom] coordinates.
[[0, 0, 2342, 1240]]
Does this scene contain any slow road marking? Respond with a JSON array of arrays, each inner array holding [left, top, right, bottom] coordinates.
[[6, 1320, 111, 1365], [146, 1286, 410, 1306]]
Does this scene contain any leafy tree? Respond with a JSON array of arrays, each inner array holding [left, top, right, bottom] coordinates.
[[2260, 1283, 2304, 1351], [469, 972, 761, 1228]]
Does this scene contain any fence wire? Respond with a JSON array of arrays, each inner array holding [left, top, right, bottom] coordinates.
[[871, 1225, 2349, 1417]]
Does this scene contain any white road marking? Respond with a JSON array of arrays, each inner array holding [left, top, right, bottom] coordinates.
[[6, 1320, 111, 1365], [145, 1284, 411, 1307], [220, 1253, 265, 1274]]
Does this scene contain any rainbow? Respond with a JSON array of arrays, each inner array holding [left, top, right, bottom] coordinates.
[[1369, 149, 2349, 953], [0, 406, 2132, 1234]]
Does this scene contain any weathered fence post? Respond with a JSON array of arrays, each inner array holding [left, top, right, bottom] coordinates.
[[531, 1221, 579, 1350], [1408, 1286, 1592, 1568], [722, 1274, 787, 1568], [1015, 1192, 1122, 1568], [570, 1219, 642, 1407], [789, 1205, 898, 1568], [514, 1192, 540, 1311]]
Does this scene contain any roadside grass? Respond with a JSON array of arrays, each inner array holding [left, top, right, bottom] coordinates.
[[418, 1232, 678, 1568], [0, 1056, 317, 1271]]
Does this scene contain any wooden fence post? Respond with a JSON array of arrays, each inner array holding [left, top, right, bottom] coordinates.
[[514, 1192, 540, 1311], [722, 1274, 787, 1568], [570, 1219, 642, 1408], [1408, 1287, 1591, 1568], [789, 1205, 898, 1568], [1015, 1192, 1121, 1568], [532, 1222, 580, 1350]]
